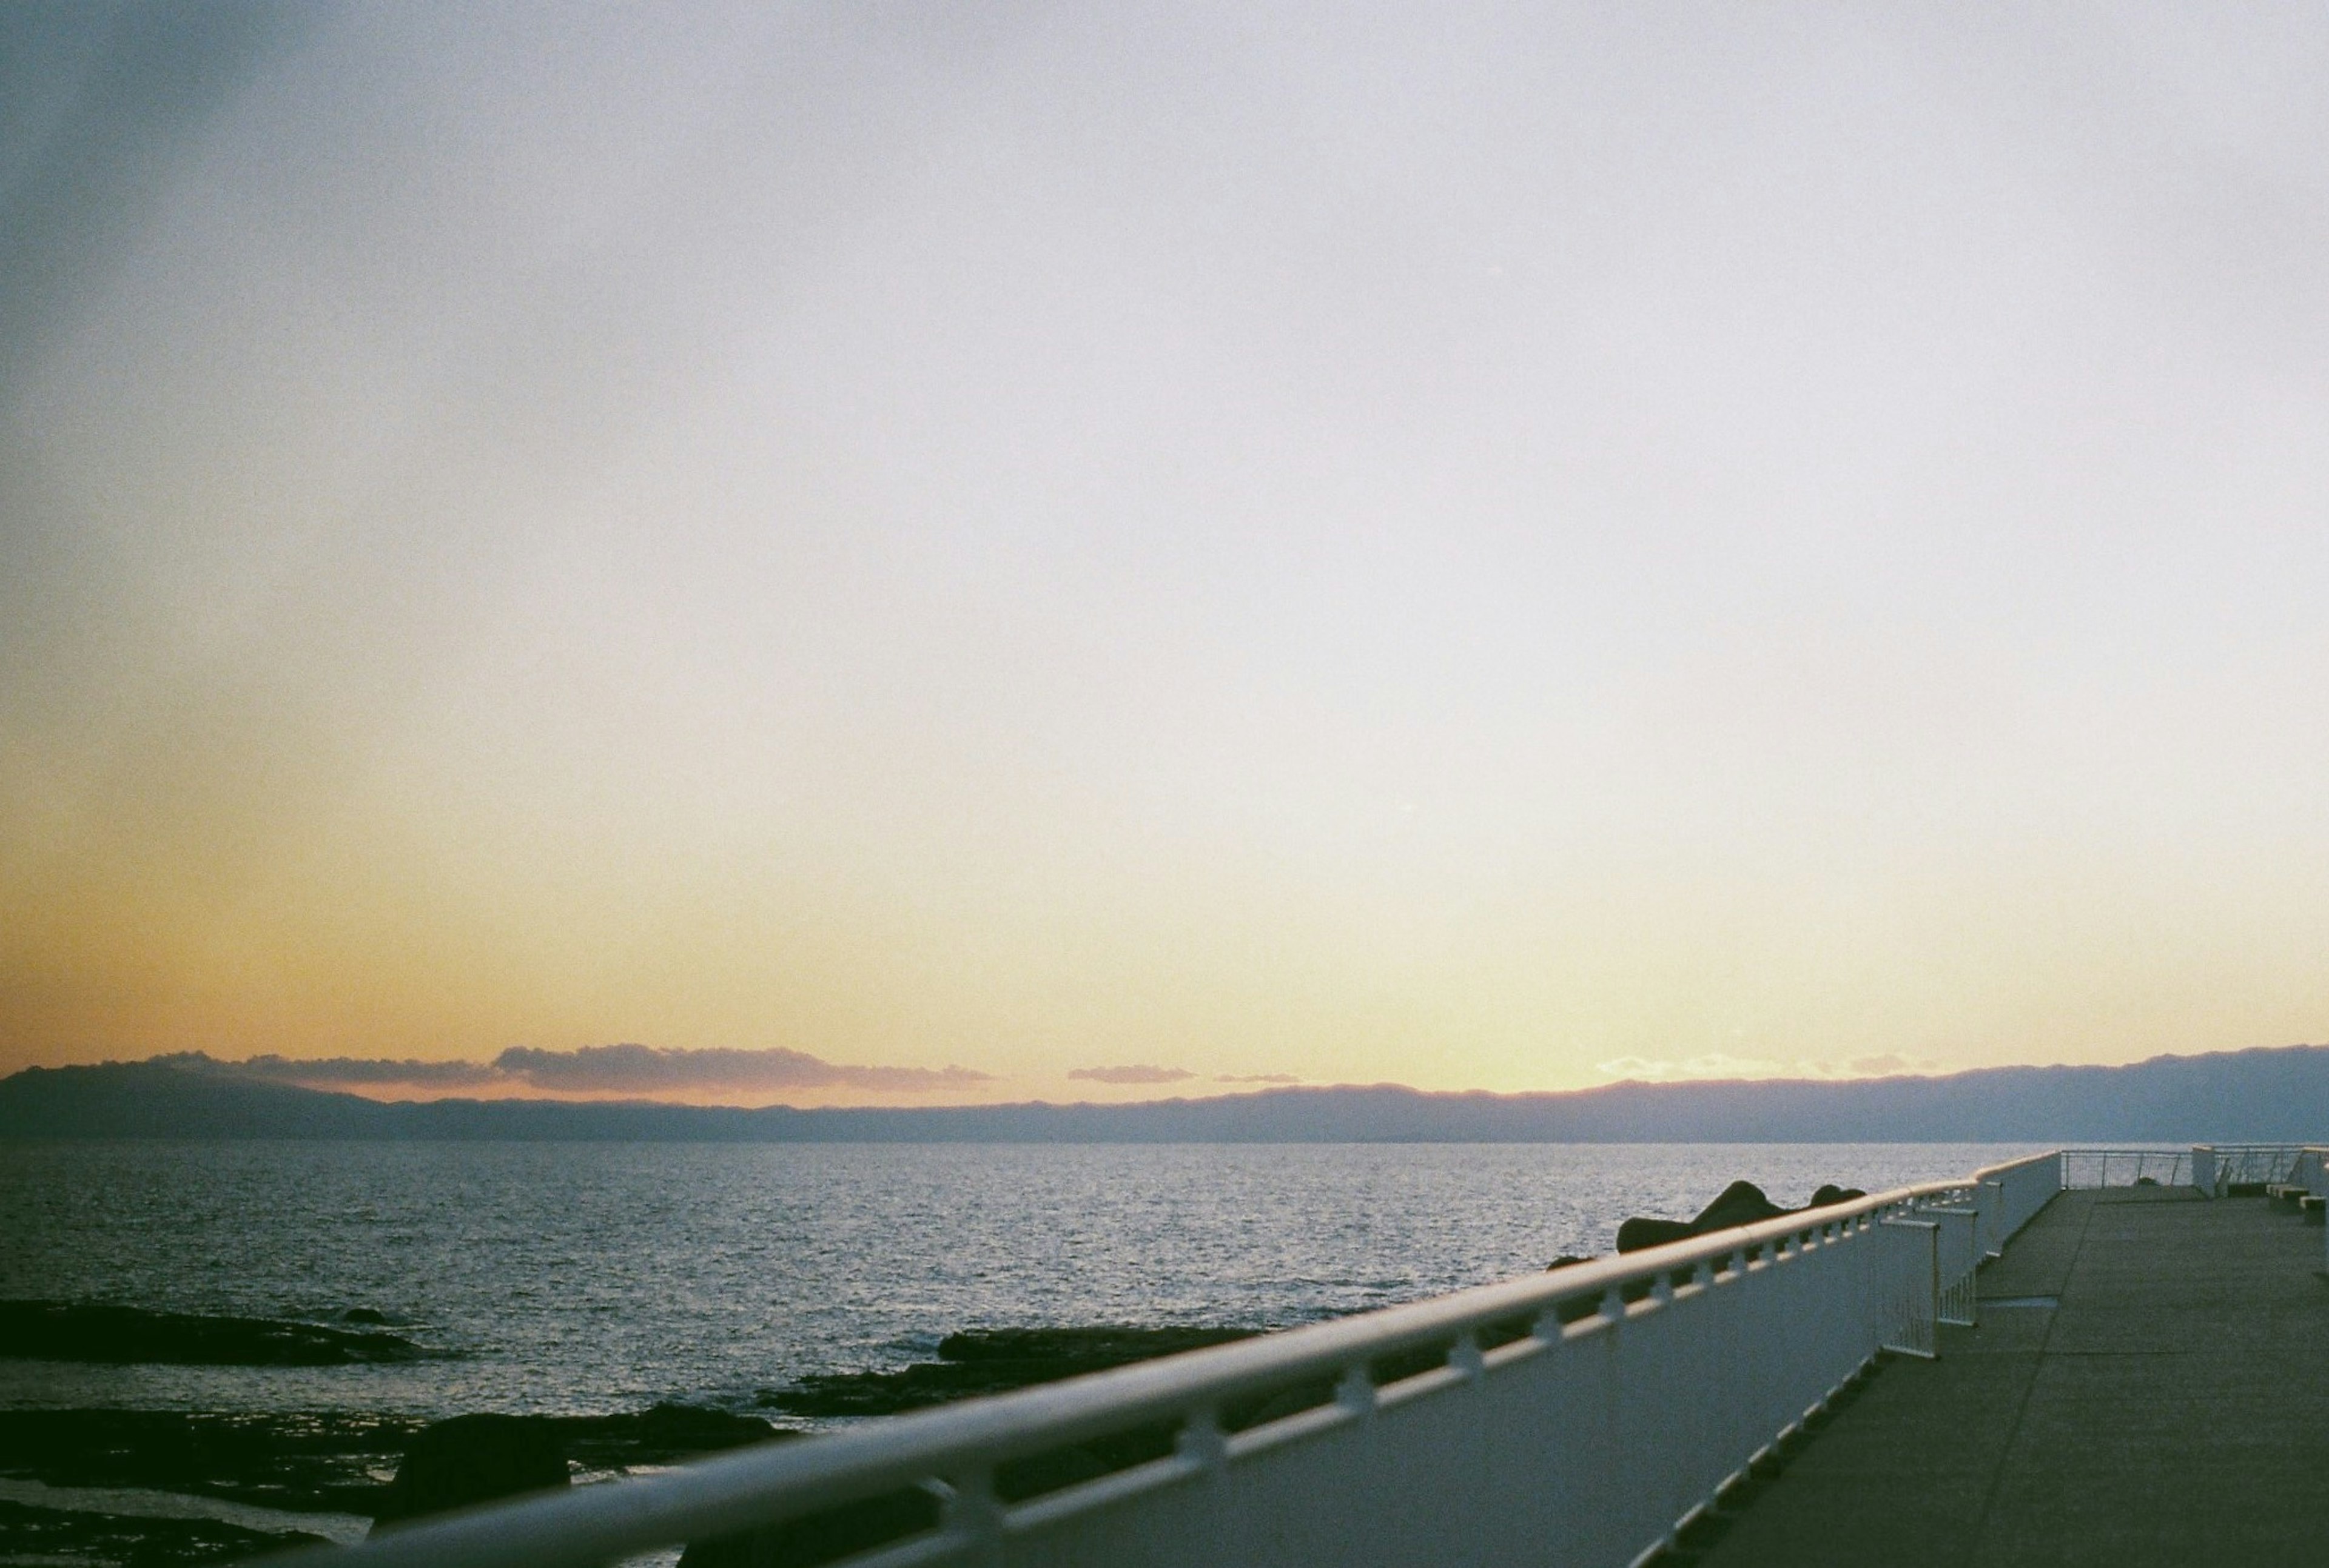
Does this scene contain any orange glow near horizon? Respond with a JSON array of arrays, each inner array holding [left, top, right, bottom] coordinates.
[[6, 8, 2327, 1095]]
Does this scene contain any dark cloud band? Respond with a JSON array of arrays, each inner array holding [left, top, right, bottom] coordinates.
[[179, 1045, 990, 1094], [1068, 1064, 1194, 1085], [492, 1043, 990, 1093]]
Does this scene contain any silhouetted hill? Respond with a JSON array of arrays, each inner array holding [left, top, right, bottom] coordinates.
[[3, 1046, 2327, 1142]]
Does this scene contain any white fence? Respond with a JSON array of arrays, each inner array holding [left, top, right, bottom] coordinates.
[[277, 1153, 2066, 1568], [2060, 1148, 2193, 1190], [2189, 1144, 2329, 1196]]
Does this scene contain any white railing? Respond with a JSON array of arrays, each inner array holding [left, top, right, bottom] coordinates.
[[275, 1153, 2066, 1568], [2060, 1148, 2194, 1190], [2190, 1144, 2329, 1196], [2291, 1148, 2329, 1197]]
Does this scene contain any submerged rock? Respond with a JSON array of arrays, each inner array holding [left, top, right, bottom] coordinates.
[[0, 1301, 425, 1367], [1615, 1179, 1870, 1255]]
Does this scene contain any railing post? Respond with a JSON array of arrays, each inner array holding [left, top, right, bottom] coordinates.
[[1177, 1406, 1228, 1471], [941, 1465, 1006, 1568], [1448, 1329, 1486, 1379]]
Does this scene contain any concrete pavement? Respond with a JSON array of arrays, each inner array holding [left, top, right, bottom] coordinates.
[[1673, 1187, 2329, 1567]]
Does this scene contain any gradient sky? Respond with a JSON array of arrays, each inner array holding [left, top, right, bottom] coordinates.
[[4, 2, 2326, 1105]]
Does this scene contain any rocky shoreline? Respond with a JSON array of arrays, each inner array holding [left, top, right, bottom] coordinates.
[[4, 1176, 1873, 1565], [0, 1310, 1274, 1567]]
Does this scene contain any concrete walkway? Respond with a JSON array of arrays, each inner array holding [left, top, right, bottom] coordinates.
[[1681, 1188, 2329, 1567]]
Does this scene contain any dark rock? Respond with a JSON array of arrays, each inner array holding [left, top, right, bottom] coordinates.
[[759, 1326, 1258, 1418], [0, 1404, 781, 1523], [1615, 1179, 1870, 1255], [0, 1409, 419, 1515], [369, 1415, 570, 1531], [1544, 1254, 1594, 1271], [0, 1497, 328, 1567], [0, 1301, 425, 1367], [713, 1324, 1269, 1563], [341, 1307, 393, 1325], [554, 1404, 783, 1470], [1613, 1216, 1699, 1253], [1692, 1179, 1792, 1230]]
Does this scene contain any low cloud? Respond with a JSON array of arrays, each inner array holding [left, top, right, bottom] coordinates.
[[158, 1051, 504, 1088], [1068, 1064, 1195, 1085], [493, 1044, 992, 1093], [1596, 1051, 1946, 1084], [237, 1054, 506, 1087], [1843, 1053, 1937, 1078], [176, 1045, 992, 1096], [1215, 1073, 1300, 1084]]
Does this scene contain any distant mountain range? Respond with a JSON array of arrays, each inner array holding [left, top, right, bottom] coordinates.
[[4, 1045, 2327, 1141]]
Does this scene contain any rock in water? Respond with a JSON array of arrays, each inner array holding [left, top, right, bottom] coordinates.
[[1615, 1179, 1870, 1254], [0, 1299, 423, 1365], [371, 1415, 569, 1531], [1690, 1180, 1790, 1231], [1612, 1216, 1698, 1253]]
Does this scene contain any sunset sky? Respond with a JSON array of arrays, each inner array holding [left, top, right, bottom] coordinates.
[[4, 2, 2326, 1105]]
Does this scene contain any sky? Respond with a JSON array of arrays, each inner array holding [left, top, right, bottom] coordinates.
[[3, 2, 2326, 1107]]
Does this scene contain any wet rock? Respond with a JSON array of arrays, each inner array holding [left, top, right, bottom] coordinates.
[[709, 1324, 1268, 1564], [0, 1498, 328, 1567], [0, 1301, 424, 1367], [556, 1404, 783, 1470], [0, 1409, 419, 1515], [1544, 1254, 1594, 1271], [0, 1404, 780, 1521], [758, 1326, 1258, 1418], [369, 1415, 569, 1531]]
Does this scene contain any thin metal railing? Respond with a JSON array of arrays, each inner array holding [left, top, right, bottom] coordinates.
[[2190, 1144, 2329, 1195], [2059, 1148, 2194, 1189], [272, 1151, 2065, 1568]]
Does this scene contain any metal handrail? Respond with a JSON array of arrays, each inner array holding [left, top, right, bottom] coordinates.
[[274, 1150, 2065, 1568], [2191, 1144, 2329, 1194], [2059, 1148, 2194, 1188]]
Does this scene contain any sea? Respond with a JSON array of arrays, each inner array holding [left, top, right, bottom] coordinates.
[[1, 1139, 2043, 1420]]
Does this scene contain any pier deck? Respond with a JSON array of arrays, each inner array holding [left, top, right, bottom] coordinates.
[[1685, 1187, 2329, 1567]]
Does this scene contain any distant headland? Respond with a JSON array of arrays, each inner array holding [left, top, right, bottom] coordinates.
[[3, 1044, 2326, 1142]]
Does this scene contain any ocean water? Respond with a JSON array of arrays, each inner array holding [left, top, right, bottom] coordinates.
[[0, 1140, 2040, 1420]]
